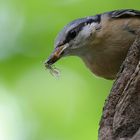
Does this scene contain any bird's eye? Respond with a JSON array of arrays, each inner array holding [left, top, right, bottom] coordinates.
[[68, 30, 77, 39]]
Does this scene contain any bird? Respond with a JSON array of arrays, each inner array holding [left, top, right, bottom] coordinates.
[[45, 9, 140, 80]]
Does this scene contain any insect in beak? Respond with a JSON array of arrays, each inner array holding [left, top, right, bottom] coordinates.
[[44, 44, 69, 77], [45, 44, 68, 66]]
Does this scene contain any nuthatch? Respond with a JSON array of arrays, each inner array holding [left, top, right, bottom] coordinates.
[[45, 9, 140, 79]]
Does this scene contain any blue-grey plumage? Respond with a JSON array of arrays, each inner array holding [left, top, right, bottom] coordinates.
[[55, 15, 101, 47], [45, 9, 140, 79]]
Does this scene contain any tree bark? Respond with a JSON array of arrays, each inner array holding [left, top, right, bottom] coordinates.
[[98, 32, 140, 140]]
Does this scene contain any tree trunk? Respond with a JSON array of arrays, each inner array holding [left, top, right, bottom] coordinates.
[[98, 32, 140, 140]]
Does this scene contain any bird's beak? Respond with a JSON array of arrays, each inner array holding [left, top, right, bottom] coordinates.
[[44, 43, 69, 66]]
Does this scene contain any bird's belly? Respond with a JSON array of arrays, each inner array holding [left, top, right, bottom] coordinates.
[[82, 57, 122, 79], [81, 17, 140, 79], [84, 58, 123, 79], [82, 54, 125, 79], [82, 39, 134, 79]]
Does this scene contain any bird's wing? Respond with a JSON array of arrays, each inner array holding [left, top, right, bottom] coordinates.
[[109, 9, 140, 18]]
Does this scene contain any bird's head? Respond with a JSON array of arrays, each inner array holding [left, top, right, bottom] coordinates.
[[45, 15, 101, 66]]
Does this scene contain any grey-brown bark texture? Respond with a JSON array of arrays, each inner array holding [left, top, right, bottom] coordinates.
[[98, 32, 140, 140]]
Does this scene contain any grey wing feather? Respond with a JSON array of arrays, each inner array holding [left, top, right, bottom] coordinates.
[[109, 9, 140, 18]]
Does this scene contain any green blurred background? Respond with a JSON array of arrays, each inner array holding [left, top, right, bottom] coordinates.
[[0, 0, 140, 140]]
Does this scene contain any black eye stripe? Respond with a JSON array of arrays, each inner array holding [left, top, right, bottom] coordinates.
[[86, 15, 101, 24], [69, 30, 77, 38], [66, 25, 83, 42], [86, 19, 94, 24], [64, 15, 101, 43], [66, 30, 77, 42]]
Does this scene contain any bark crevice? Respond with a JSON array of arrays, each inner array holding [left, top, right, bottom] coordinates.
[[98, 33, 140, 140]]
